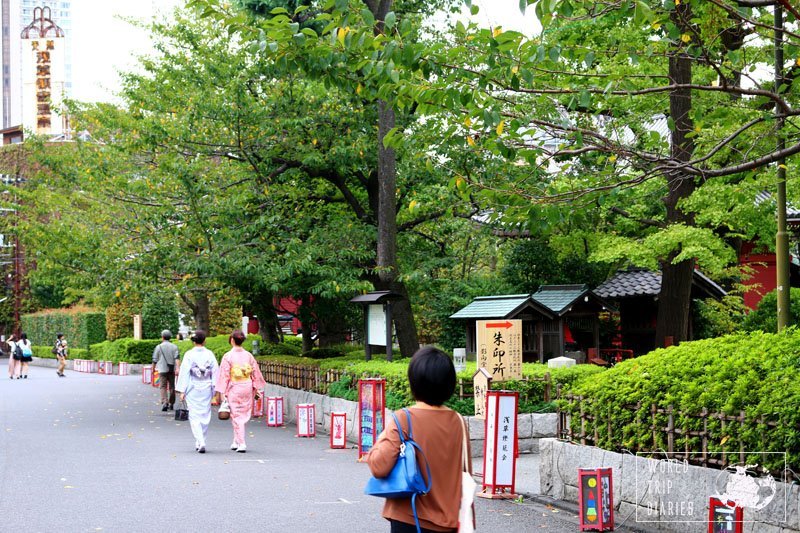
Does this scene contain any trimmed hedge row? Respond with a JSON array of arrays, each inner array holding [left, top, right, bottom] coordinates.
[[562, 329, 800, 473], [255, 352, 605, 415], [22, 308, 106, 350], [32, 345, 88, 360]]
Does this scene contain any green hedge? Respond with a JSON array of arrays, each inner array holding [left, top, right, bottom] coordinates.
[[562, 329, 800, 473], [21, 308, 106, 350], [88, 338, 161, 364], [32, 345, 87, 360], [255, 354, 604, 415]]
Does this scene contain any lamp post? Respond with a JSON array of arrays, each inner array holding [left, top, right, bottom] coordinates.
[[775, 5, 790, 331]]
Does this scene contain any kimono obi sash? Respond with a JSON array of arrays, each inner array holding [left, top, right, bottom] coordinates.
[[230, 363, 253, 383], [190, 361, 214, 382]]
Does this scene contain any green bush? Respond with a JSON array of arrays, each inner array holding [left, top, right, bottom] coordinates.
[[89, 338, 161, 363], [256, 354, 602, 416], [141, 291, 179, 340], [741, 288, 800, 333], [21, 307, 106, 350], [282, 336, 303, 347], [175, 333, 264, 361], [562, 329, 800, 473], [302, 347, 347, 360], [32, 345, 86, 360]]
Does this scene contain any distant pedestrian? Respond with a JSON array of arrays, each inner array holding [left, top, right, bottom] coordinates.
[[7, 334, 19, 379], [152, 329, 180, 411], [175, 330, 218, 453], [18, 333, 32, 379], [216, 330, 265, 453], [367, 347, 473, 533], [54, 333, 68, 377]]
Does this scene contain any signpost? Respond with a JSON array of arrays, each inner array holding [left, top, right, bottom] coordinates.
[[473, 368, 492, 419], [133, 314, 142, 340], [476, 319, 522, 381], [479, 390, 519, 499]]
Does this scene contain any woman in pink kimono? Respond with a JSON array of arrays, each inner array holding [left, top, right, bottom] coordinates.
[[215, 330, 265, 453]]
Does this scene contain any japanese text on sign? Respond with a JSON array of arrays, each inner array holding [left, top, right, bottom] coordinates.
[[476, 320, 522, 381], [32, 40, 54, 131]]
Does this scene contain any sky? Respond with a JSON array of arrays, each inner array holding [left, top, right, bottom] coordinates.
[[68, 0, 539, 104]]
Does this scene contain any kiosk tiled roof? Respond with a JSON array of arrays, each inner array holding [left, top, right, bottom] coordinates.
[[531, 284, 588, 315], [449, 294, 534, 319], [595, 268, 726, 299]]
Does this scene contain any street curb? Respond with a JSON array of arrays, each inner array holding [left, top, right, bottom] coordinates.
[[518, 492, 656, 532]]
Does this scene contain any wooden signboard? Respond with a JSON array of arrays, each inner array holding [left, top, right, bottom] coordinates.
[[476, 319, 522, 382], [473, 368, 492, 419], [133, 314, 142, 340]]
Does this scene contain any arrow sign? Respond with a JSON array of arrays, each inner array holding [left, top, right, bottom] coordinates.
[[486, 321, 513, 329]]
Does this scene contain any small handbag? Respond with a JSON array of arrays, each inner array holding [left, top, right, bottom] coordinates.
[[175, 400, 189, 421], [458, 417, 476, 533], [364, 409, 431, 533], [218, 399, 231, 420]]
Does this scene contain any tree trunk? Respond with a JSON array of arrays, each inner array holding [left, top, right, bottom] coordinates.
[[656, 17, 696, 348], [300, 294, 314, 353], [365, 0, 419, 359], [194, 291, 210, 334], [249, 290, 281, 343]]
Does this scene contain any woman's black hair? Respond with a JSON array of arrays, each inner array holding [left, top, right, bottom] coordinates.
[[407, 346, 456, 406], [190, 330, 207, 345], [20, 333, 27, 341], [230, 330, 246, 346]]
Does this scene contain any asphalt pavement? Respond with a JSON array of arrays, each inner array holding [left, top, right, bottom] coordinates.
[[0, 359, 605, 533]]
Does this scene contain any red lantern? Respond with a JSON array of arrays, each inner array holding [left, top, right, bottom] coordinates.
[[479, 390, 519, 499], [296, 403, 316, 437], [252, 390, 264, 418], [358, 378, 385, 459], [330, 412, 347, 449], [87, 360, 98, 373], [266, 396, 284, 427], [578, 468, 614, 531], [142, 365, 152, 384], [118, 362, 129, 376], [708, 498, 743, 533]]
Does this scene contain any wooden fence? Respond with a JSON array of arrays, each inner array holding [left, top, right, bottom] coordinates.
[[455, 373, 552, 403], [258, 361, 348, 394], [556, 387, 790, 476]]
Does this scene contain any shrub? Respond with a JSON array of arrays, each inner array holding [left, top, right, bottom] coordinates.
[[105, 296, 142, 341], [32, 345, 86, 360], [209, 290, 243, 336], [301, 347, 347, 360], [741, 288, 800, 333], [21, 307, 106, 350], [89, 338, 161, 363], [561, 329, 800, 473], [141, 291, 179, 340]]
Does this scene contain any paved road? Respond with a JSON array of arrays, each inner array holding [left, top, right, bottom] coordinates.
[[0, 361, 597, 533]]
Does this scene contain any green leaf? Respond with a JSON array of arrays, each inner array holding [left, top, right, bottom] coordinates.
[[384, 12, 396, 30]]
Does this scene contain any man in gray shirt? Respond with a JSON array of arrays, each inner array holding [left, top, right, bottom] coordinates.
[[152, 330, 181, 411]]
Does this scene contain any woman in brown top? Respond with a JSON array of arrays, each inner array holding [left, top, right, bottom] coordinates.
[[367, 347, 473, 533]]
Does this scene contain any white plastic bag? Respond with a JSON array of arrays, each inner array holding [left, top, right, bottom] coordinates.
[[458, 417, 476, 533]]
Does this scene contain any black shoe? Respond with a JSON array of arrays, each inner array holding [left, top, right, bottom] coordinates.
[[198, 446, 206, 454], [23, 375, 27, 379], [161, 404, 168, 412], [168, 404, 174, 411]]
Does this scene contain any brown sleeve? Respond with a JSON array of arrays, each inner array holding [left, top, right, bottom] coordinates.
[[366, 413, 401, 478], [462, 415, 473, 475]]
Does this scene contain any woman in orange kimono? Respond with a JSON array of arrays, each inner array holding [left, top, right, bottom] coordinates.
[[215, 330, 266, 453]]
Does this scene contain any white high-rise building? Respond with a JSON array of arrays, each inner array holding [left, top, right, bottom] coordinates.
[[1, 0, 70, 133]]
